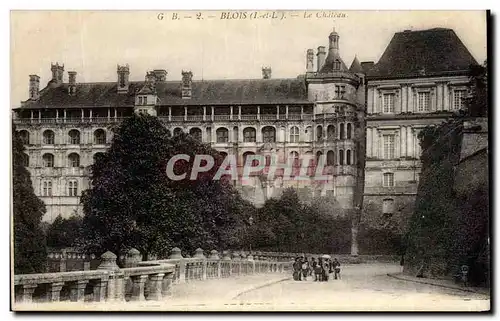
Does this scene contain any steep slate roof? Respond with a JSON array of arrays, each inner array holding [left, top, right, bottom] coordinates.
[[349, 56, 363, 73], [319, 51, 348, 73], [19, 78, 310, 109], [368, 28, 478, 79]]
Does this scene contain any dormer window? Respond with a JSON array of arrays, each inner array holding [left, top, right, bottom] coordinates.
[[334, 60, 341, 70], [138, 97, 144, 105]]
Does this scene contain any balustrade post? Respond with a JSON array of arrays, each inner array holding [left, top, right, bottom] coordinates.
[[97, 251, 124, 302], [193, 248, 206, 280], [178, 259, 187, 284], [19, 284, 38, 303], [92, 279, 108, 302], [161, 273, 175, 297], [146, 273, 165, 301], [60, 250, 67, 272], [222, 250, 231, 261], [69, 280, 89, 302], [46, 282, 65, 302], [125, 248, 142, 268], [130, 275, 148, 301]]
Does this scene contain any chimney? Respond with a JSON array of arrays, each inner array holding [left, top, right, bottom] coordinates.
[[145, 71, 156, 87], [117, 64, 130, 93], [306, 49, 314, 72], [317, 46, 326, 72], [68, 71, 77, 95], [29, 75, 40, 100], [262, 67, 272, 79], [152, 69, 167, 82], [181, 70, 193, 99], [50, 63, 64, 87]]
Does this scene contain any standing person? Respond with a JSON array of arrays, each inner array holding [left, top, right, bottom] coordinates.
[[316, 258, 323, 282], [301, 258, 309, 281], [322, 259, 329, 282], [311, 258, 317, 279], [333, 258, 341, 280], [293, 257, 300, 281]]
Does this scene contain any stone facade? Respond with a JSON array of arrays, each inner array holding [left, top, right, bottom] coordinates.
[[12, 28, 478, 226]]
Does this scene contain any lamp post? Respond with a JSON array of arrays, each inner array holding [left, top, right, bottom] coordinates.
[[248, 215, 254, 253]]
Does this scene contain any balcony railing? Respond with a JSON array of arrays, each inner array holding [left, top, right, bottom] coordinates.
[[13, 117, 127, 125]]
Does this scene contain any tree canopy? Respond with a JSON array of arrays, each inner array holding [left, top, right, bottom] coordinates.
[[12, 124, 47, 274]]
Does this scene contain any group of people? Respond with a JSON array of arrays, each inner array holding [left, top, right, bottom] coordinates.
[[292, 256, 341, 282]]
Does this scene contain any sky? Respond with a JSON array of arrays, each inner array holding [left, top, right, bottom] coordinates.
[[10, 10, 487, 107]]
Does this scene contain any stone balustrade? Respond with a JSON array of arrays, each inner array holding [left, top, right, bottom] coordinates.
[[14, 247, 292, 306]]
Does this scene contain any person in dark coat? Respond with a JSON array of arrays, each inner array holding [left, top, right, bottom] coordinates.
[[332, 258, 341, 280], [293, 257, 301, 281], [311, 258, 317, 279]]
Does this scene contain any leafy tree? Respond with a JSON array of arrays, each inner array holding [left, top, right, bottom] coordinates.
[[12, 124, 47, 274], [46, 215, 83, 249], [78, 114, 249, 261], [465, 61, 488, 117]]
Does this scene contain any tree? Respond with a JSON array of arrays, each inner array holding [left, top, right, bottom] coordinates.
[[12, 124, 47, 274], [78, 113, 249, 260], [46, 215, 83, 249], [465, 61, 488, 117]]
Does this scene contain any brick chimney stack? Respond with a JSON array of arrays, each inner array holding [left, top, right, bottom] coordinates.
[[262, 67, 272, 79], [29, 75, 40, 100], [68, 71, 77, 95], [117, 64, 130, 93], [317, 46, 326, 72], [306, 49, 314, 72], [181, 71, 193, 99]]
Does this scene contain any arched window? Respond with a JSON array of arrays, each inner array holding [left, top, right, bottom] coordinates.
[[327, 150, 335, 166], [339, 123, 345, 140], [289, 126, 299, 143], [42, 180, 52, 196], [22, 153, 29, 167], [43, 130, 55, 145], [189, 127, 202, 141], [346, 150, 352, 165], [327, 125, 335, 140], [347, 123, 352, 139], [68, 180, 78, 197], [94, 129, 106, 144], [339, 149, 344, 165], [316, 125, 323, 142], [243, 151, 256, 166], [243, 127, 256, 142], [233, 126, 239, 142], [305, 126, 313, 142], [19, 130, 30, 145], [68, 153, 80, 167], [68, 129, 80, 144], [43, 153, 54, 168], [262, 126, 276, 143], [216, 127, 229, 143], [316, 151, 323, 165], [173, 127, 183, 136]]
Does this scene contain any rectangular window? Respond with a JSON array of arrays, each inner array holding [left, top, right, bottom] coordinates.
[[244, 130, 256, 142], [417, 92, 430, 112], [453, 90, 467, 110], [383, 93, 395, 113], [217, 130, 229, 143], [383, 173, 395, 187], [383, 135, 395, 159], [68, 181, 78, 197], [42, 180, 52, 196]]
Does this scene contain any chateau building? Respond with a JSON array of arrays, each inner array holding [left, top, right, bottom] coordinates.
[[12, 28, 477, 224]]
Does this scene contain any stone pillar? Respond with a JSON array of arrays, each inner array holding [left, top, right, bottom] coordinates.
[[400, 126, 407, 158], [125, 248, 142, 268], [169, 247, 183, 260], [168, 106, 172, 121], [372, 129, 379, 159], [209, 250, 220, 260], [147, 273, 165, 301], [19, 284, 38, 303], [161, 273, 174, 297], [60, 250, 67, 272], [443, 83, 449, 111], [257, 106, 260, 121], [373, 88, 378, 113], [184, 106, 187, 121], [407, 127, 414, 158], [222, 250, 231, 261], [83, 262, 91, 271], [130, 275, 148, 301], [97, 251, 125, 302], [69, 280, 89, 302], [408, 87, 414, 112], [366, 127, 372, 157], [92, 279, 108, 302], [211, 106, 214, 121], [230, 106, 234, 120], [46, 282, 65, 302], [203, 106, 206, 121]]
